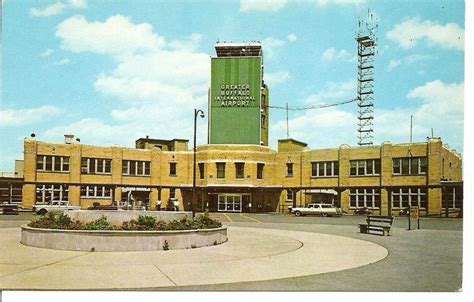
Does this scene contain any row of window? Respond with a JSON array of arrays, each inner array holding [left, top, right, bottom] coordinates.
[[37, 156, 70, 172], [286, 157, 428, 177], [209, 162, 265, 179], [37, 155, 428, 178], [392, 157, 427, 175], [285, 187, 429, 209]]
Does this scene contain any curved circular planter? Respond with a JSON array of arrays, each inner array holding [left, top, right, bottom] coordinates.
[[21, 225, 227, 252]]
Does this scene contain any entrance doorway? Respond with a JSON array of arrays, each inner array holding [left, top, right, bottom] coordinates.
[[218, 194, 247, 212]]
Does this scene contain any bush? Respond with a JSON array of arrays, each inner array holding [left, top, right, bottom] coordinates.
[[83, 216, 113, 230], [28, 212, 83, 230], [137, 215, 156, 229]]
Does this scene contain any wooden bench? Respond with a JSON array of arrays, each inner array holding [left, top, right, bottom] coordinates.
[[359, 215, 394, 236], [0, 204, 19, 215]]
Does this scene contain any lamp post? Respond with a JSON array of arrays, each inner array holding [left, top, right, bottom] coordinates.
[[193, 109, 205, 218]]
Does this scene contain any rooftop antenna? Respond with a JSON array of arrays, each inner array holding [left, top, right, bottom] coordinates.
[[410, 115, 413, 143], [355, 9, 378, 146]]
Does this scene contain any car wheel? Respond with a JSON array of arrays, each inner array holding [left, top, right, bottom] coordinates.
[[37, 209, 47, 216], [321, 213, 328, 217], [294, 211, 302, 217]]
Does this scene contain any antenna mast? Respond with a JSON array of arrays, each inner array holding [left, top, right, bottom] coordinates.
[[356, 9, 378, 146]]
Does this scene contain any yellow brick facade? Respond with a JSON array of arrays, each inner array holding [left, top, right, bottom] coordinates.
[[21, 136, 462, 216]]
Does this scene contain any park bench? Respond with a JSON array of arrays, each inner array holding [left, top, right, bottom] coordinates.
[[0, 204, 19, 215], [359, 215, 394, 236]]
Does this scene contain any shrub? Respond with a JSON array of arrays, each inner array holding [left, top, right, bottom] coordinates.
[[137, 215, 156, 229], [83, 216, 113, 230], [28, 212, 83, 230], [163, 240, 169, 251]]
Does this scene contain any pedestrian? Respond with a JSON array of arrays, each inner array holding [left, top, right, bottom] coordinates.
[[174, 199, 179, 211], [156, 199, 162, 211]]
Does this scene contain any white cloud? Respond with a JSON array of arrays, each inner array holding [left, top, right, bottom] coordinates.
[[29, 0, 87, 17], [321, 47, 355, 62], [265, 71, 289, 85], [29, 2, 66, 17], [40, 48, 54, 57], [376, 80, 463, 149], [387, 54, 431, 71], [169, 33, 202, 51], [387, 59, 402, 71], [240, 0, 288, 12], [53, 15, 211, 145], [305, 80, 356, 104], [0, 106, 61, 127], [271, 106, 356, 147], [270, 80, 463, 150], [68, 0, 87, 9], [54, 58, 70, 65], [386, 17, 464, 51], [287, 33, 297, 42], [316, 0, 366, 7], [261, 37, 286, 59], [56, 15, 166, 56]]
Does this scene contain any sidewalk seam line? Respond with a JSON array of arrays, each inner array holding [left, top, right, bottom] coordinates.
[[153, 264, 178, 287], [1, 251, 92, 278]]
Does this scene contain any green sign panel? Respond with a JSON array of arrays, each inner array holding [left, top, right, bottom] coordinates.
[[209, 57, 262, 144]]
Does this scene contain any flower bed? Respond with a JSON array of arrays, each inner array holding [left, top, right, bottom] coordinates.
[[28, 212, 222, 231], [22, 212, 227, 252]]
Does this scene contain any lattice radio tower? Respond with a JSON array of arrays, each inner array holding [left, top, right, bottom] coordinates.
[[356, 10, 378, 146]]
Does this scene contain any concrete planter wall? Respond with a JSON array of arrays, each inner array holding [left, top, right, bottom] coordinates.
[[67, 210, 191, 226], [21, 225, 228, 252]]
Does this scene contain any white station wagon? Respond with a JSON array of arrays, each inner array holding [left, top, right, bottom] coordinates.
[[290, 203, 342, 217]]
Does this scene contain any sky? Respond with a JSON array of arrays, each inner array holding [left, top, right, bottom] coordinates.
[[0, 0, 465, 171]]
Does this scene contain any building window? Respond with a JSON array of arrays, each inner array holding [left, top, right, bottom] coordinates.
[[311, 161, 339, 177], [80, 185, 113, 199], [443, 186, 463, 209], [349, 188, 380, 208], [392, 157, 427, 175], [169, 188, 176, 199], [286, 189, 294, 201], [122, 160, 151, 176], [198, 163, 205, 179], [391, 188, 427, 209], [216, 163, 226, 179], [169, 162, 177, 176], [81, 158, 112, 174], [235, 162, 245, 179], [35, 184, 69, 204], [286, 163, 293, 177], [36, 155, 70, 172], [257, 163, 264, 179], [350, 159, 380, 176]]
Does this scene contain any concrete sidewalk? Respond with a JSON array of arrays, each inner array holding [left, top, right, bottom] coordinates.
[[0, 226, 387, 290]]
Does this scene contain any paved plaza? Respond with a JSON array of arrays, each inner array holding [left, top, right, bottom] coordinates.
[[0, 212, 463, 291]]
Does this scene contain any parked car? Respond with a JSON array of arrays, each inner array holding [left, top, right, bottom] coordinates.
[[290, 203, 342, 217], [87, 201, 127, 211], [33, 201, 81, 215], [354, 207, 373, 215]]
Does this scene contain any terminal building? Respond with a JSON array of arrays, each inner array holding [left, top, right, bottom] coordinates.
[[3, 42, 464, 216]]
